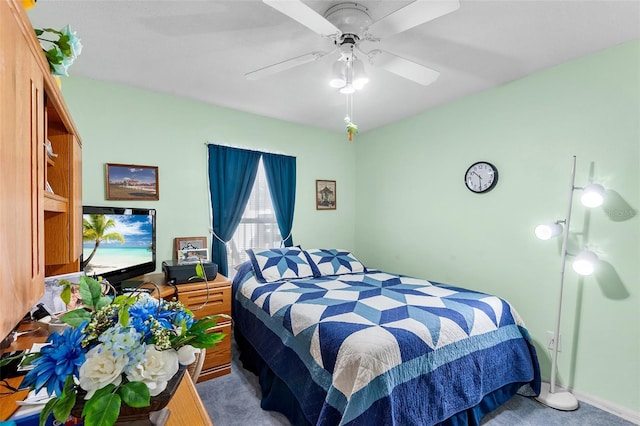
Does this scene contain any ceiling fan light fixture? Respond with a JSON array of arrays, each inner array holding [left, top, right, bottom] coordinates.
[[329, 60, 346, 88], [352, 58, 368, 90], [339, 83, 355, 94]]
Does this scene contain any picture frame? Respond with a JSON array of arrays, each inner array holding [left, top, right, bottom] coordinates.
[[174, 237, 208, 264], [176, 248, 209, 265], [316, 180, 336, 210], [106, 163, 159, 201], [40, 271, 85, 314]]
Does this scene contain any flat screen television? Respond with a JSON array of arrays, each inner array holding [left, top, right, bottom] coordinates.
[[82, 206, 156, 292]]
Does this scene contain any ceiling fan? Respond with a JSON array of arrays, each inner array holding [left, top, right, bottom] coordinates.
[[246, 0, 460, 87]]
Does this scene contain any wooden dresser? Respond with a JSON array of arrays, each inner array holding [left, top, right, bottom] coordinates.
[[135, 272, 233, 382]]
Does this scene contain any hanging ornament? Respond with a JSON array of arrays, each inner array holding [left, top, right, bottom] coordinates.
[[343, 93, 358, 141], [344, 116, 358, 141]]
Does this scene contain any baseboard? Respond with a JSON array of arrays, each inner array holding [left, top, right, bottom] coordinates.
[[572, 388, 640, 425], [540, 381, 640, 425]]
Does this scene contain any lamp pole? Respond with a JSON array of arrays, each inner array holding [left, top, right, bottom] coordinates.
[[536, 156, 579, 411]]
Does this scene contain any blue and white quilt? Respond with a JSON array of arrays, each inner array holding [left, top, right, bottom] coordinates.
[[233, 265, 540, 425]]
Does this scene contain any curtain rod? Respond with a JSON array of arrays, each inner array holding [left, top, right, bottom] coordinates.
[[204, 142, 295, 158]]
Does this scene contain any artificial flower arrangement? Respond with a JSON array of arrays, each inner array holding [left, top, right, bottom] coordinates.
[[35, 25, 82, 76], [16, 275, 225, 426]]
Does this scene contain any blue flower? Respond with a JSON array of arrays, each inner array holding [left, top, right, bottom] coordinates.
[[22, 323, 87, 396], [169, 310, 194, 329], [127, 296, 161, 338]]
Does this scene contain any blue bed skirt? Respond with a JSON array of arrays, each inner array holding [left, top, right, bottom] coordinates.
[[234, 324, 539, 426]]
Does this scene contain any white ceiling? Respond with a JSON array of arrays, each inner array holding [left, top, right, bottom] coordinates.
[[27, 1, 640, 133]]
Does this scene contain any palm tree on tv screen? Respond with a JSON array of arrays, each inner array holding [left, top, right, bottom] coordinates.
[[81, 214, 125, 269]]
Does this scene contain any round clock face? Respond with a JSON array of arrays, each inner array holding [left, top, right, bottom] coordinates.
[[464, 161, 498, 193]]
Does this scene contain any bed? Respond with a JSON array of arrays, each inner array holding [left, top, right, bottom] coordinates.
[[231, 248, 540, 426]]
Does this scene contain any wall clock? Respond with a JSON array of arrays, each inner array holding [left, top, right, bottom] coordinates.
[[464, 161, 498, 193]]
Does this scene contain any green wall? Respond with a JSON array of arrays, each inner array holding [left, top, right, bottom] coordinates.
[[61, 78, 358, 266], [62, 39, 639, 413], [355, 40, 639, 412]]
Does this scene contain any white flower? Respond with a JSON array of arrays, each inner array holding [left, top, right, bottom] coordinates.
[[79, 345, 128, 399], [177, 345, 199, 366], [126, 347, 179, 396]]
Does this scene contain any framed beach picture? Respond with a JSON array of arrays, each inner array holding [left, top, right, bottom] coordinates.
[[316, 180, 336, 210], [106, 163, 159, 200]]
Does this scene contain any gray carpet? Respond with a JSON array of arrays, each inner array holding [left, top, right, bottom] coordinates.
[[196, 340, 635, 426]]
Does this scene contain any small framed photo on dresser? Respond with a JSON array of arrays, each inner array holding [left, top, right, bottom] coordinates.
[[316, 180, 336, 210], [174, 237, 208, 264]]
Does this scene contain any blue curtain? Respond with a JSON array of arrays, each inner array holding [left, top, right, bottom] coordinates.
[[262, 152, 296, 247], [207, 145, 261, 276]]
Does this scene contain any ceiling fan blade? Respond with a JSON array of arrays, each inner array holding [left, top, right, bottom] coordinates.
[[263, 0, 340, 37], [367, 0, 460, 39], [368, 50, 440, 86], [245, 51, 328, 80]]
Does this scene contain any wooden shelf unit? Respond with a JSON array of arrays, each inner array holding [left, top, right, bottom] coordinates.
[[1, 0, 83, 339]]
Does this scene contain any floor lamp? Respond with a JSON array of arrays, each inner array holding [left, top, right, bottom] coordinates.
[[534, 156, 604, 411]]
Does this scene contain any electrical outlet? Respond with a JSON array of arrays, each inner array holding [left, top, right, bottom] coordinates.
[[547, 331, 562, 352]]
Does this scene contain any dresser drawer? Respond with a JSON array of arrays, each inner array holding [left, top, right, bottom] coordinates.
[[198, 322, 232, 382], [178, 286, 231, 318]]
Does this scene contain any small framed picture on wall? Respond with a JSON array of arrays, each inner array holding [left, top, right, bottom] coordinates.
[[106, 163, 159, 200], [316, 180, 336, 210]]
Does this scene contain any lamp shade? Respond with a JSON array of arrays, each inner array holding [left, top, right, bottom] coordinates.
[[535, 223, 563, 240], [572, 250, 599, 276], [580, 184, 605, 208], [352, 58, 369, 90], [339, 83, 355, 94], [329, 61, 346, 88]]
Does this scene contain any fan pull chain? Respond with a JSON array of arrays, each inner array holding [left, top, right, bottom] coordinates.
[[344, 94, 358, 141]]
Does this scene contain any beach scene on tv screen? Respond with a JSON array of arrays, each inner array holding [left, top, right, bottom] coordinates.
[[82, 213, 153, 276]]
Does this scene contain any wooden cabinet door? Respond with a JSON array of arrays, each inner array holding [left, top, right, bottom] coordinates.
[[0, 0, 45, 338]]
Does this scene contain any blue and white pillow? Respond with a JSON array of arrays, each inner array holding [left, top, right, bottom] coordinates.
[[246, 247, 314, 283], [304, 249, 366, 277]]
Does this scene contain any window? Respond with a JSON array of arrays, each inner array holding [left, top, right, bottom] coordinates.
[[227, 159, 280, 277]]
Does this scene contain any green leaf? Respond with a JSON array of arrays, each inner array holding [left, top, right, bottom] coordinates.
[[80, 276, 104, 308], [40, 398, 58, 426], [57, 34, 71, 56], [95, 296, 112, 311], [113, 295, 131, 304], [0, 351, 32, 367], [41, 27, 62, 35], [82, 384, 116, 417], [118, 307, 130, 327], [189, 317, 218, 332], [91, 384, 116, 398], [60, 285, 71, 305], [44, 47, 63, 65], [119, 381, 150, 408], [195, 262, 204, 278], [84, 393, 121, 426], [183, 331, 225, 349], [34, 28, 44, 36], [52, 387, 76, 423], [60, 308, 91, 327]]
